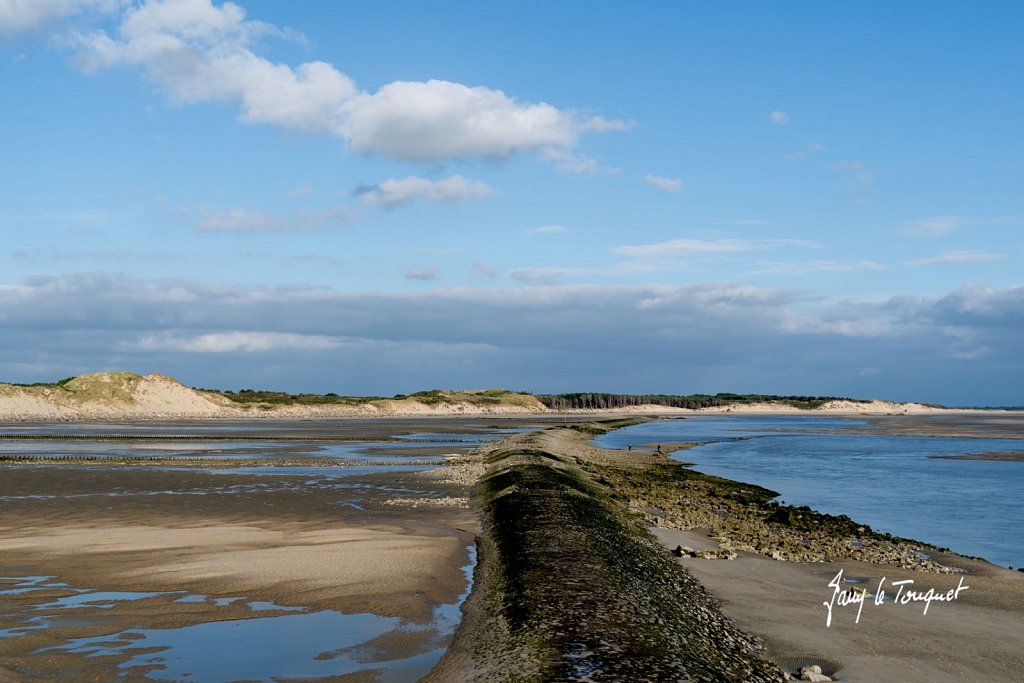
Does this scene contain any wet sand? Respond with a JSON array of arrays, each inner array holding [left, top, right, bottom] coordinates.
[[928, 450, 1024, 461], [847, 412, 1024, 440], [0, 417, 542, 681]]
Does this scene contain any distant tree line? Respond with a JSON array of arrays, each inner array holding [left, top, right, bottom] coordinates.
[[5, 377, 76, 388], [535, 392, 864, 410]]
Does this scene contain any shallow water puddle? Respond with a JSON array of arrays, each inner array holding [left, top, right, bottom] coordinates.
[[58, 610, 439, 681], [8, 545, 476, 681], [41, 590, 167, 610]]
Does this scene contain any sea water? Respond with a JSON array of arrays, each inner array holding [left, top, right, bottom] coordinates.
[[595, 416, 1024, 568]]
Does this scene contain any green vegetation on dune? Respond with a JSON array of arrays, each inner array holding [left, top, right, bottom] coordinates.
[[1, 371, 150, 404], [4, 377, 76, 388], [201, 386, 544, 409], [403, 388, 532, 406], [203, 389, 382, 406], [537, 391, 869, 410]]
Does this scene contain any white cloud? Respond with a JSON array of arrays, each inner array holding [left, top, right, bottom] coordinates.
[[830, 161, 874, 189], [508, 261, 662, 285], [579, 116, 636, 133], [358, 175, 494, 209], [543, 148, 621, 175], [405, 266, 440, 281], [344, 80, 579, 162], [135, 331, 342, 353], [769, 110, 789, 125], [198, 208, 288, 232], [644, 174, 683, 193], [286, 187, 313, 199], [908, 251, 1005, 266], [902, 215, 1017, 237], [69, 0, 628, 163], [197, 206, 349, 231], [526, 224, 567, 234], [756, 260, 887, 275], [0, 0, 120, 38], [613, 238, 810, 259], [903, 215, 963, 236]]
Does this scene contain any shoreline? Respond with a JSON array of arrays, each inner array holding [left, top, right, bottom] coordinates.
[[432, 420, 1023, 681]]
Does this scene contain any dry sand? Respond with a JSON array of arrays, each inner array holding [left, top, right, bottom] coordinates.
[[0, 523, 469, 619], [653, 527, 1024, 682]]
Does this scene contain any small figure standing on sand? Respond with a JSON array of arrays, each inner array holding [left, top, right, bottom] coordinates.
[[656, 444, 662, 453], [627, 445, 632, 451]]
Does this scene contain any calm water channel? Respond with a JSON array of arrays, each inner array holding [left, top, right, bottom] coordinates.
[[595, 416, 1024, 568]]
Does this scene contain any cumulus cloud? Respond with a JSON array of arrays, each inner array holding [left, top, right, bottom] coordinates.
[[358, 175, 494, 209], [0, 0, 120, 38], [644, 175, 683, 193], [343, 79, 580, 162], [908, 251, 1005, 266], [66, 0, 627, 163], [405, 266, 440, 281], [769, 110, 789, 125]]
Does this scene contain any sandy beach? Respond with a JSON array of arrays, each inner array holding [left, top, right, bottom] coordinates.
[[654, 527, 1024, 682], [0, 417, 532, 681]]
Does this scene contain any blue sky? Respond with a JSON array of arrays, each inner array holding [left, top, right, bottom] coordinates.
[[1, 1, 1022, 405]]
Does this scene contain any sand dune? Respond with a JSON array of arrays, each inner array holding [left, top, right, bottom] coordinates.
[[0, 371, 950, 421]]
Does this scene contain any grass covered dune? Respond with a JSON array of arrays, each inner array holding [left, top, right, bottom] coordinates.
[[0, 371, 949, 420]]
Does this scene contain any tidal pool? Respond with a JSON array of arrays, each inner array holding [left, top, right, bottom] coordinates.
[[26, 546, 477, 682]]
